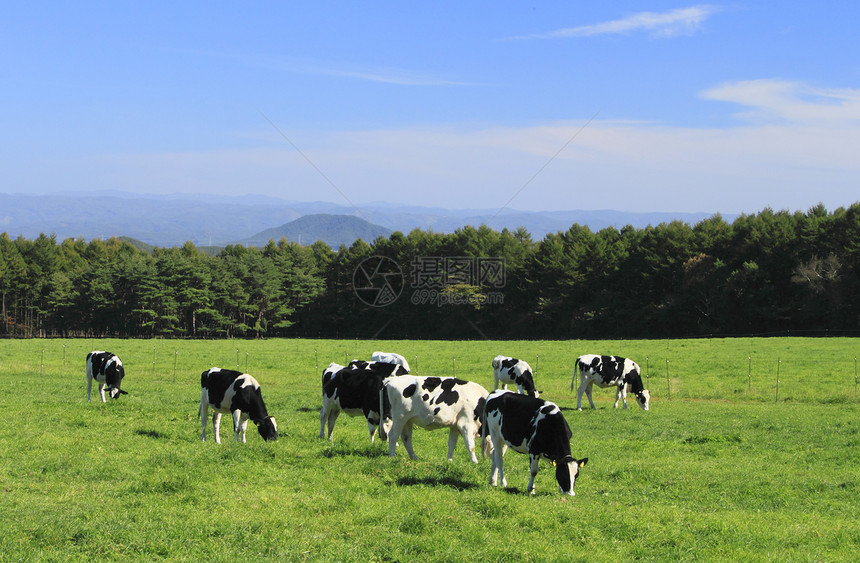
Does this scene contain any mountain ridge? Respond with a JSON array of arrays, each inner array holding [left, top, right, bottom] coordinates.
[[0, 191, 737, 248]]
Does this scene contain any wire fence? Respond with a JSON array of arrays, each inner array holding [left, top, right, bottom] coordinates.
[[4, 336, 859, 405]]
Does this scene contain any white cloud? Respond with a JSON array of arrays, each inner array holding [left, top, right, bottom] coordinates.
[[516, 5, 722, 39], [702, 79, 860, 124]]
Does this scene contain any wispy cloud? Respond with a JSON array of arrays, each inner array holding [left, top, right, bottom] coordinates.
[[514, 5, 722, 40], [702, 79, 860, 123]]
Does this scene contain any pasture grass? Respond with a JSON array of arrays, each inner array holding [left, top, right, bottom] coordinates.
[[1, 337, 859, 561]]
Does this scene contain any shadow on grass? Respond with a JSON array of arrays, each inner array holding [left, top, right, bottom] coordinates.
[[321, 445, 388, 459], [297, 406, 319, 413], [135, 429, 169, 439], [396, 475, 478, 491]]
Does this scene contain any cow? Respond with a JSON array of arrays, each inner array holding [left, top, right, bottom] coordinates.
[[383, 375, 488, 463], [573, 354, 651, 411], [371, 351, 411, 373], [348, 359, 409, 376], [86, 351, 128, 402], [483, 390, 588, 496], [199, 367, 278, 443], [492, 355, 539, 398], [320, 366, 391, 443]]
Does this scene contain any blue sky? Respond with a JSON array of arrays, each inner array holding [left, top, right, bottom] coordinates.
[[3, 2, 860, 214]]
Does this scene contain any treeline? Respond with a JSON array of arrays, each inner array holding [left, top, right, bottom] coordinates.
[[2, 203, 859, 339]]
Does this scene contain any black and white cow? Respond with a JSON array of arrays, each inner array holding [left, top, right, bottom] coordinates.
[[86, 351, 128, 402], [199, 367, 278, 443], [383, 375, 488, 463], [348, 359, 409, 376], [492, 355, 539, 397], [483, 390, 588, 496], [573, 354, 651, 411], [320, 366, 391, 443], [371, 351, 411, 373]]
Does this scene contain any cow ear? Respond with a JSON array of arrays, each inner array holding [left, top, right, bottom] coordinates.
[[119, 389, 128, 395], [578, 457, 589, 467]]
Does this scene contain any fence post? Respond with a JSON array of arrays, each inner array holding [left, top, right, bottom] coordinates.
[[173, 350, 178, 382], [314, 349, 318, 372], [645, 357, 649, 381], [236, 349, 240, 370], [152, 347, 156, 376], [414, 355, 418, 373], [775, 357, 781, 402], [63, 344, 66, 371], [452, 357, 456, 378], [40, 349, 45, 376], [854, 356, 857, 399], [245, 352, 249, 373], [748, 356, 751, 391], [666, 359, 671, 400]]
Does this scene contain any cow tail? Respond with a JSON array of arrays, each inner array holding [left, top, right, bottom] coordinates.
[[479, 402, 490, 458], [571, 359, 577, 392], [379, 379, 387, 441]]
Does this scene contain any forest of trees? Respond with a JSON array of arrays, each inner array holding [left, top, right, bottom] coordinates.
[[2, 203, 859, 340]]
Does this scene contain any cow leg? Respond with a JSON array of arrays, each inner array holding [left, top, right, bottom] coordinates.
[[232, 410, 246, 443], [318, 405, 328, 439], [321, 406, 339, 440], [458, 425, 479, 463], [200, 402, 209, 442], [212, 412, 222, 444], [615, 385, 627, 409], [576, 376, 585, 410], [240, 418, 249, 442], [527, 454, 540, 495], [586, 382, 597, 409], [401, 422, 417, 460], [367, 418, 378, 443], [446, 427, 459, 461], [388, 417, 404, 457], [489, 435, 507, 487], [98, 382, 107, 403], [489, 449, 501, 487]]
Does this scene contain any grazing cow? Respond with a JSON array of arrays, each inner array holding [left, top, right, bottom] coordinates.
[[86, 351, 128, 402], [199, 368, 277, 443], [320, 366, 391, 443], [383, 375, 488, 463], [484, 390, 588, 496], [492, 355, 539, 398], [371, 351, 411, 373], [348, 359, 409, 376], [573, 354, 651, 411]]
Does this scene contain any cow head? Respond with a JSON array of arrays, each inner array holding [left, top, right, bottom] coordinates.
[[636, 389, 651, 411], [108, 387, 128, 399], [555, 456, 589, 496], [255, 416, 278, 441]]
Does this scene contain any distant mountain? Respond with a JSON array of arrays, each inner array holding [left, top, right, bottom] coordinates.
[[0, 191, 737, 248], [240, 214, 392, 248]]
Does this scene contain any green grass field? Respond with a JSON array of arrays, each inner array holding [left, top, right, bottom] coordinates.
[[1, 338, 858, 561]]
